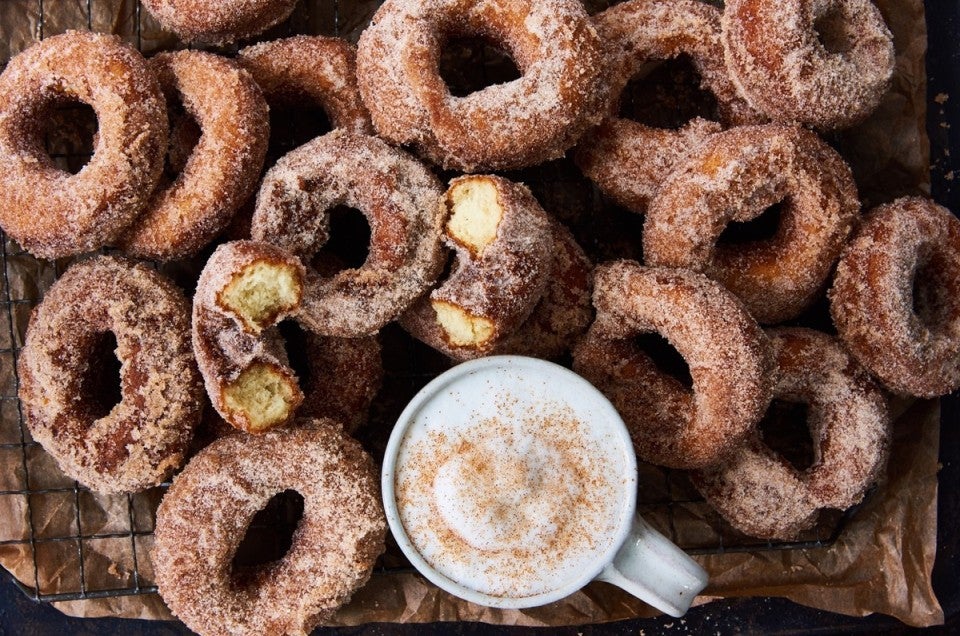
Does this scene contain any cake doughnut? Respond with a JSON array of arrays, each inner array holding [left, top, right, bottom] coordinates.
[[141, 0, 298, 45], [574, 0, 762, 214], [691, 328, 890, 540], [0, 31, 166, 259], [251, 130, 446, 337], [153, 420, 386, 636], [722, 0, 895, 130], [400, 175, 554, 359], [572, 261, 772, 469], [829, 197, 960, 397], [356, 0, 609, 172], [119, 51, 269, 260], [644, 124, 860, 324], [237, 36, 373, 135], [17, 256, 202, 493]]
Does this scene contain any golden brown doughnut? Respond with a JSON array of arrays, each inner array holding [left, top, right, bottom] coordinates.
[[141, 0, 298, 45], [829, 197, 960, 397], [644, 124, 860, 324], [0, 31, 166, 258], [572, 261, 773, 469], [17, 256, 202, 494], [691, 328, 890, 540]]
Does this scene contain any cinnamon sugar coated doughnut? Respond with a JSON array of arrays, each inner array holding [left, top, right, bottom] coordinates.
[[829, 197, 960, 397], [644, 124, 860, 324], [17, 257, 202, 493], [141, 0, 298, 44], [0, 31, 166, 258], [692, 328, 890, 540], [400, 175, 554, 359], [356, 0, 609, 171], [252, 130, 446, 337], [299, 333, 383, 433], [152, 421, 386, 636], [722, 0, 895, 129], [193, 241, 306, 433], [119, 51, 269, 260], [572, 261, 772, 469], [238, 36, 373, 134]]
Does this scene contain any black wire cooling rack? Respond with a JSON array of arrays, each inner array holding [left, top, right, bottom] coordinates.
[[0, 0, 861, 604]]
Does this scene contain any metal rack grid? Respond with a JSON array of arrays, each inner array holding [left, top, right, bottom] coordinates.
[[0, 0, 859, 605]]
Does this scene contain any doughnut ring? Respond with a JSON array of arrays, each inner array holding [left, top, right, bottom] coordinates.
[[152, 420, 386, 636], [644, 124, 860, 324], [141, 0, 298, 45], [829, 197, 960, 397], [572, 261, 772, 469], [17, 256, 202, 493], [722, 0, 895, 130], [356, 0, 608, 171], [691, 328, 890, 540], [0, 31, 166, 259], [119, 50, 269, 260]]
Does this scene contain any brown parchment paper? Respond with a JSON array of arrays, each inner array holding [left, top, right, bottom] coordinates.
[[0, 0, 945, 629]]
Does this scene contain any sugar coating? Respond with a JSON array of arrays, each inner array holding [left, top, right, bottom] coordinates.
[[691, 328, 890, 540], [0, 31, 166, 259], [152, 421, 386, 636], [119, 50, 269, 261], [722, 0, 895, 130], [356, 0, 610, 171], [141, 0, 297, 45], [17, 256, 202, 494], [572, 261, 773, 469]]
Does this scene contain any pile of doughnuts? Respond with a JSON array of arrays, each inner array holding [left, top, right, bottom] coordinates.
[[0, 0, 951, 629]]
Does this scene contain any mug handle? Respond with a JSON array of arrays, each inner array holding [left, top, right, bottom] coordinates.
[[596, 516, 708, 617]]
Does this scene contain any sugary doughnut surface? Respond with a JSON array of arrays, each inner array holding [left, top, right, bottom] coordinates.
[[572, 261, 772, 469], [830, 197, 960, 397], [0, 31, 166, 258], [692, 328, 890, 540], [252, 130, 447, 337], [119, 50, 269, 260], [644, 124, 860, 324], [153, 420, 386, 636], [722, 0, 895, 129], [356, 0, 609, 171], [141, 0, 298, 44], [17, 256, 201, 493]]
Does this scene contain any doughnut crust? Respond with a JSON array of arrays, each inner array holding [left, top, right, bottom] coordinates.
[[119, 50, 269, 260], [141, 0, 298, 44], [691, 328, 890, 539], [722, 0, 895, 130], [0, 31, 166, 259], [572, 261, 773, 469], [152, 421, 386, 636], [356, 0, 609, 171], [251, 130, 447, 337], [644, 124, 860, 324], [17, 257, 201, 493], [829, 197, 960, 397]]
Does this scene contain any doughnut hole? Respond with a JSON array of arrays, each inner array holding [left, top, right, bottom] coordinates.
[[315, 206, 372, 271], [446, 177, 503, 256], [41, 99, 98, 175], [912, 251, 956, 331], [618, 56, 719, 130], [633, 332, 693, 389], [269, 105, 333, 156], [814, 4, 855, 55], [439, 36, 521, 97], [165, 107, 201, 181], [277, 320, 313, 393], [222, 363, 301, 433], [757, 400, 815, 471], [716, 201, 785, 248], [232, 489, 305, 571], [79, 332, 123, 420], [217, 261, 303, 333], [432, 300, 495, 348]]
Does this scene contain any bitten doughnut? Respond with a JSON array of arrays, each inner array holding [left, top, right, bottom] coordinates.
[[644, 124, 860, 324], [722, 0, 895, 129], [119, 50, 269, 260], [153, 421, 386, 636], [400, 175, 554, 359], [237, 36, 373, 134], [830, 197, 960, 397], [251, 130, 446, 337], [573, 261, 772, 469], [17, 257, 201, 493], [141, 0, 298, 44], [574, 0, 761, 214], [0, 31, 166, 259], [356, 0, 609, 171], [691, 328, 890, 540]]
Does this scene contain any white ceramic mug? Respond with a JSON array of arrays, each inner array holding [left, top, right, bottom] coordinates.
[[382, 355, 708, 616]]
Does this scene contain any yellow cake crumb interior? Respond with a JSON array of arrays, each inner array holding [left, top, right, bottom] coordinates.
[[219, 262, 301, 332], [222, 363, 299, 432], [432, 300, 495, 347], [446, 178, 503, 254]]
